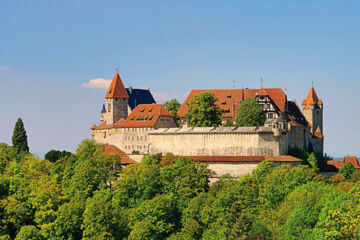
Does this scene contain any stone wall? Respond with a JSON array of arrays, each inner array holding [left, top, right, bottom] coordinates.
[[149, 126, 287, 156], [92, 127, 152, 154], [288, 125, 310, 150], [206, 161, 301, 180], [92, 116, 177, 154]]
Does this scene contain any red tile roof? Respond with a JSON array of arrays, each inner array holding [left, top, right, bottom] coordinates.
[[319, 156, 360, 172], [191, 155, 303, 163], [92, 118, 126, 130], [104, 145, 137, 164], [177, 88, 286, 119], [302, 87, 322, 109], [314, 127, 324, 139], [92, 104, 173, 129], [344, 156, 360, 168], [105, 73, 129, 99], [121, 104, 172, 128]]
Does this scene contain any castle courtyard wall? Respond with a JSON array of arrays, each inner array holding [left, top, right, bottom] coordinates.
[[149, 127, 287, 156]]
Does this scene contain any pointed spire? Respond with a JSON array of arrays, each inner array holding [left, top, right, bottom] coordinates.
[[101, 104, 106, 113], [105, 73, 129, 99], [303, 87, 322, 109]]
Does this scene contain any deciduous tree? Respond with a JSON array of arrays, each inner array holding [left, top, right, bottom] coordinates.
[[186, 92, 222, 127], [236, 98, 266, 127]]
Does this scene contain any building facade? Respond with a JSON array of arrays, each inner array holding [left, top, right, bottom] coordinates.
[[91, 72, 324, 158], [91, 73, 178, 154], [177, 86, 324, 154]]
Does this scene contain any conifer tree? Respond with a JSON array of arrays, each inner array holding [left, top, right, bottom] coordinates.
[[12, 118, 29, 153]]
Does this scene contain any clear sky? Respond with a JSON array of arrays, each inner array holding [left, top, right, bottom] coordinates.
[[0, 1, 359, 157]]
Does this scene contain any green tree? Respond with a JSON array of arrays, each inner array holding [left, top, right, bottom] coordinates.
[[12, 118, 29, 154], [15, 225, 43, 240], [82, 189, 122, 240], [51, 201, 84, 240], [128, 195, 178, 240], [44, 150, 72, 163], [112, 163, 162, 209], [165, 99, 182, 126], [307, 153, 320, 173], [339, 162, 355, 180], [186, 91, 222, 127], [236, 98, 266, 127], [161, 156, 212, 210]]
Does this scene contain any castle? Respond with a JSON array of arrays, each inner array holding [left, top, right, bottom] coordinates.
[[91, 72, 324, 157]]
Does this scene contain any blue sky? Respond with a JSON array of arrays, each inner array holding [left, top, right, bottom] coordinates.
[[0, 1, 359, 157]]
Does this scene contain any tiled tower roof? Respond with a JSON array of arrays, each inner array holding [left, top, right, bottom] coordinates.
[[105, 73, 129, 99], [302, 87, 322, 109], [314, 127, 324, 139]]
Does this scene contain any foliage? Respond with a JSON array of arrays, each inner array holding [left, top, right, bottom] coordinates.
[[11, 118, 29, 154], [186, 91, 222, 127], [44, 150, 72, 163], [339, 162, 355, 180], [131, 150, 140, 154], [1, 133, 360, 239], [236, 98, 266, 127], [165, 99, 182, 126], [307, 153, 320, 173]]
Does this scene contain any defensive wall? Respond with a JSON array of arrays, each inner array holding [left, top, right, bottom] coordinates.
[[149, 126, 288, 156]]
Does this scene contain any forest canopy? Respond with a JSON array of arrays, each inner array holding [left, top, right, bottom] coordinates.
[[0, 141, 360, 239]]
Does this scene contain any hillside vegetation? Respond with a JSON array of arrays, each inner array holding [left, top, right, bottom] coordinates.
[[0, 141, 360, 239]]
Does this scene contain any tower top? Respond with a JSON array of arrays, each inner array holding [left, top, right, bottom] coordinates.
[[105, 73, 129, 99], [302, 87, 323, 109]]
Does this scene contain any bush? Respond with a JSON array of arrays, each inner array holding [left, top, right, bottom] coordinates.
[[339, 162, 355, 180]]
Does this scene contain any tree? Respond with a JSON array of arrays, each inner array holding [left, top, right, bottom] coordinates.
[[236, 98, 266, 127], [44, 150, 72, 163], [12, 118, 29, 154], [307, 153, 320, 173], [186, 91, 222, 127], [128, 195, 178, 240], [15, 225, 43, 240], [112, 163, 162, 209], [339, 162, 355, 180], [165, 99, 182, 126]]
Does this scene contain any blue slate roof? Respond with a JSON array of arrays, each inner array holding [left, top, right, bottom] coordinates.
[[126, 88, 156, 110]]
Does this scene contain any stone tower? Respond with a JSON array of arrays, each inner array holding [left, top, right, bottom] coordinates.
[[101, 73, 129, 124], [302, 87, 324, 153], [302, 87, 323, 134]]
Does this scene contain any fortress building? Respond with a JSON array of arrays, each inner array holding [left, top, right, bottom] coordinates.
[[91, 72, 324, 159], [92, 73, 178, 154]]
